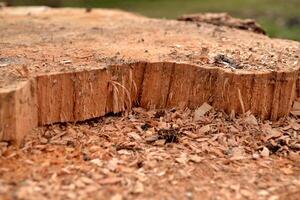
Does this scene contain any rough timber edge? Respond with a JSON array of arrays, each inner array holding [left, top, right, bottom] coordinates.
[[0, 79, 37, 145], [0, 61, 299, 144]]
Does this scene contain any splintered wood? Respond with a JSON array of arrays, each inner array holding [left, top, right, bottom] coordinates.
[[178, 13, 267, 35], [291, 101, 300, 116], [194, 102, 212, 121], [0, 7, 300, 143]]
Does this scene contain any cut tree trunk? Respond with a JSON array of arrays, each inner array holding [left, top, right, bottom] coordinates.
[[0, 7, 299, 144]]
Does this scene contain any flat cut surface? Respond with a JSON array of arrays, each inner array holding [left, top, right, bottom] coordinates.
[[1, 7, 300, 88]]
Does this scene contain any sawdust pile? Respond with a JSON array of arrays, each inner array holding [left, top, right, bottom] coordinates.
[[0, 106, 299, 199]]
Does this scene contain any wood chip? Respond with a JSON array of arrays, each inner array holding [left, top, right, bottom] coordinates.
[[260, 147, 270, 157], [243, 114, 258, 126], [128, 132, 142, 141], [90, 158, 103, 167], [198, 125, 211, 134], [231, 147, 246, 160], [264, 128, 283, 141], [194, 103, 212, 121], [98, 177, 122, 185], [175, 153, 188, 164], [132, 181, 144, 194], [189, 155, 204, 163], [110, 194, 123, 200], [292, 101, 300, 110], [280, 167, 294, 175], [291, 101, 300, 116]]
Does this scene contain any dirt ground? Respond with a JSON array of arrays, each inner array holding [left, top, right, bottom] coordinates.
[[0, 107, 299, 200]]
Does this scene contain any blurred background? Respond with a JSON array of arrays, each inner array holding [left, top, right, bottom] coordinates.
[[2, 0, 300, 41]]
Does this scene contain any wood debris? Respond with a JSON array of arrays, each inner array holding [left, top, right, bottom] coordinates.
[[0, 107, 299, 199], [194, 102, 213, 121], [178, 12, 266, 34], [291, 101, 300, 116]]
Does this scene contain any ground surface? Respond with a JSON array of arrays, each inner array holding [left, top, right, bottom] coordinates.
[[0, 108, 299, 200]]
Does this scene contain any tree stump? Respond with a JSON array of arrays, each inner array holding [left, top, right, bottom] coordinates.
[[0, 7, 299, 144]]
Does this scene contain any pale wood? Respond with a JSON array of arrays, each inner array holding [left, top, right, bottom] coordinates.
[[0, 80, 37, 144]]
